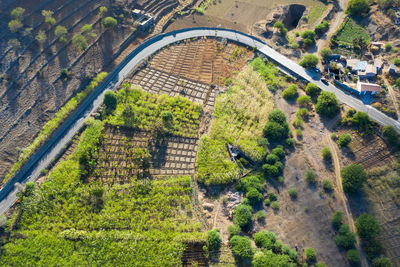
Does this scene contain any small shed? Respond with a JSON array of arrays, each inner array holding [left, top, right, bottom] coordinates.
[[357, 81, 382, 93]]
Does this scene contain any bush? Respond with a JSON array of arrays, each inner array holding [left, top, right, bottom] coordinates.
[[352, 111, 372, 131], [282, 84, 298, 100], [264, 121, 289, 141], [394, 58, 400, 66], [337, 134, 352, 148], [346, 249, 360, 265], [272, 146, 285, 159], [263, 164, 280, 177], [103, 17, 117, 29], [322, 179, 333, 191], [274, 21, 288, 36], [332, 211, 344, 229], [304, 247, 316, 263], [271, 201, 279, 210], [228, 224, 241, 238], [288, 188, 297, 199], [265, 154, 279, 165], [8, 19, 23, 33], [372, 256, 393, 267], [346, 0, 369, 16], [297, 95, 311, 107], [72, 34, 88, 51], [103, 91, 118, 112], [364, 238, 384, 260], [207, 230, 222, 252], [315, 20, 329, 35], [301, 30, 316, 45], [297, 108, 309, 118], [341, 164, 367, 193], [355, 213, 381, 239], [321, 147, 332, 161], [335, 224, 356, 249], [35, 30, 47, 45], [306, 82, 319, 96], [246, 188, 263, 205], [55, 26, 68, 42], [316, 91, 340, 117], [299, 54, 319, 68], [233, 204, 253, 228], [98, 6, 108, 18], [255, 210, 266, 221], [385, 43, 392, 51], [382, 125, 399, 147], [306, 169, 317, 183], [236, 175, 263, 193], [254, 230, 277, 249], [268, 191, 277, 201], [286, 138, 295, 147], [230, 236, 254, 259], [320, 48, 332, 62]]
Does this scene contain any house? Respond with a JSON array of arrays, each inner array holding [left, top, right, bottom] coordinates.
[[359, 64, 377, 78], [355, 61, 367, 72], [346, 59, 359, 71], [370, 42, 384, 48], [357, 81, 382, 93]]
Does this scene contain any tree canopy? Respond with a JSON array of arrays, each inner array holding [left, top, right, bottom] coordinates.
[[315, 91, 340, 117], [346, 0, 370, 16], [299, 54, 319, 68], [355, 214, 381, 239], [341, 164, 367, 193]]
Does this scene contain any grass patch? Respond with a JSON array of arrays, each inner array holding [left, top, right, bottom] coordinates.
[[3, 72, 108, 184], [334, 18, 370, 46], [308, 3, 328, 26], [196, 62, 275, 185], [0, 119, 203, 265]]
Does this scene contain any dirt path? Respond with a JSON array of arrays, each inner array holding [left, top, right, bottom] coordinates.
[[382, 73, 399, 118], [325, 118, 369, 267]]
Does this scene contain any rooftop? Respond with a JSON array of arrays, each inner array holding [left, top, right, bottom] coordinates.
[[357, 81, 382, 92]]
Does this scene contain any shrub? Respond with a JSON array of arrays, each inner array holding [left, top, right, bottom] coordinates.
[[372, 256, 393, 267], [335, 224, 356, 249], [207, 230, 222, 252], [286, 138, 295, 147], [297, 108, 309, 118], [315, 20, 329, 35], [315, 91, 340, 117], [304, 247, 316, 263], [273, 21, 288, 36], [292, 117, 303, 128], [394, 58, 400, 66], [306, 82, 319, 96], [103, 17, 117, 29], [235, 175, 263, 193], [355, 214, 381, 239], [161, 110, 174, 128], [228, 224, 241, 238], [346, 249, 360, 265], [98, 6, 108, 18], [268, 191, 277, 201], [264, 198, 270, 206], [233, 204, 253, 228], [385, 43, 392, 51], [121, 104, 136, 127], [263, 164, 279, 177], [246, 188, 263, 205], [265, 154, 279, 165], [35, 30, 47, 45], [352, 111, 372, 131], [81, 24, 93, 34], [301, 30, 316, 45], [346, 0, 369, 16], [337, 134, 352, 148], [272, 146, 285, 159], [288, 188, 297, 199], [72, 34, 88, 51], [297, 95, 311, 107], [364, 238, 384, 260], [282, 84, 298, 100], [271, 201, 279, 210], [341, 164, 367, 193], [11, 7, 25, 20], [8, 19, 23, 33], [254, 230, 277, 249], [299, 54, 319, 68], [255, 210, 266, 221], [321, 147, 332, 161], [103, 91, 118, 112], [382, 125, 399, 147], [55, 26, 68, 42], [264, 122, 289, 141], [306, 169, 317, 183], [320, 48, 332, 62], [322, 179, 333, 191], [230, 236, 254, 259], [332, 211, 344, 229]]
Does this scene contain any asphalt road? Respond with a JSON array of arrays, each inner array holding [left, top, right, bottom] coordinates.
[[1, 27, 399, 215]]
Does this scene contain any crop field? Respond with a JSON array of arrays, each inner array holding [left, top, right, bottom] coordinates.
[[334, 18, 371, 45]]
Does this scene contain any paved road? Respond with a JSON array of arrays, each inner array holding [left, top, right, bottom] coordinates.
[[1, 27, 400, 215]]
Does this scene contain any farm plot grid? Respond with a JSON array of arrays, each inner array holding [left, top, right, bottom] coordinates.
[[92, 126, 199, 184]]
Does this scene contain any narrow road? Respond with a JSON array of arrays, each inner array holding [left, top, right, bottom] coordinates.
[[1, 27, 400, 217]]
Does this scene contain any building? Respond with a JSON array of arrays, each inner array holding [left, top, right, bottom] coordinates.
[[355, 61, 367, 72], [346, 58, 359, 71], [132, 9, 154, 31], [357, 81, 382, 93], [359, 64, 377, 78]]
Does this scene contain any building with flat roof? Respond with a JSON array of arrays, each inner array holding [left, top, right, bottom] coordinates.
[[357, 81, 382, 93]]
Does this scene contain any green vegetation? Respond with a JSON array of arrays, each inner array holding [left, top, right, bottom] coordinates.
[[230, 235, 254, 259], [335, 224, 356, 249], [207, 230, 221, 252], [9, 7, 25, 33], [334, 18, 370, 46], [322, 179, 333, 191], [305, 169, 317, 183], [341, 164, 367, 193], [346, 0, 369, 16], [337, 133, 352, 148], [372, 256, 393, 267], [3, 72, 107, 184], [233, 204, 253, 229], [98, 6, 108, 18], [274, 21, 288, 36], [288, 188, 298, 199], [299, 54, 319, 68], [72, 34, 88, 51], [315, 20, 329, 35], [197, 65, 274, 185], [356, 214, 381, 239], [315, 91, 340, 117], [264, 109, 290, 141], [8, 19, 23, 33], [347, 249, 361, 265], [306, 82, 319, 96], [304, 247, 316, 263], [55, 26, 68, 42], [228, 224, 241, 238], [382, 125, 399, 147], [321, 147, 332, 161], [103, 17, 117, 29], [394, 58, 400, 66], [11, 7, 25, 20], [250, 57, 285, 92], [282, 84, 298, 100], [297, 95, 311, 107], [332, 211, 344, 229], [107, 87, 202, 137], [301, 30, 316, 47], [42, 10, 56, 26], [35, 30, 47, 45]]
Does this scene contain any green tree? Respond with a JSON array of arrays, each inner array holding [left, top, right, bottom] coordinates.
[[334, 224, 356, 249], [161, 111, 174, 129], [346, 249, 360, 265], [346, 0, 370, 16], [341, 164, 367, 193], [42, 10, 56, 26], [121, 104, 136, 127], [320, 48, 332, 62], [372, 256, 393, 267], [98, 6, 108, 18], [297, 95, 311, 107], [315, 91, 340, 117], [301, 30, 316, 45], [11, 7, 25, 20], [299, 54, 319, 68], [103, 17, 117, 29], [54, 26, 68, 42], [352, 111, 371, 131], [246, 188, 262, 205], [315, 20, 329, 35], [263, 120, 289, 141], [72, 34, 88, 51], [254, 230, 277, 250], [305, 169, 317, 183], [306, 82, 319, 96], [382, 125, 399, 147], [207, 229, 222, 252], [355, 213, 381, 239], [304, 247, 316, 263], [233, 204, 253, 228], [36, 30, 47, 45], [332, 211, 344, 229], [288, 188, 297, 199], [337, 134, 352, 148], [282, 84, 298, 100], [81, 24, 93, 35], [103, 91, 118, 113], [321, 147, 332, 161], [8, 19, 23, 33], [230, 236, 254, 259], [227, 224, 241, 238]]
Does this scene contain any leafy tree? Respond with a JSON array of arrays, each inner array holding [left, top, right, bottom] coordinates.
[[42, 10, 56, 26], [382, 125, 399, 147], [272, 146, 285, 159], [282, 84, 298, 100], [394, 58, 400, 66], [55, 26, 68, 42], [273, 21, 288, 36], [321, 147, 332, 161], [233, 204, 253, 228], [305, 169, 317, 183], [352, 111, 371, 131], [103, 91, 118, 112], [320, 48, 332, 62], [11, 7, 25, 20], [235, 175, 262, 193], [306, 82, 319, 96], [121, 104, 136, 127], [297, 95, 311, 107], [263, 164, 280, 177], [8, 38, 21, 50], [161, 111, 174, 129], [264, 110, 289, 141], [301, 30, 316, 46], [304, 247, 316, 263], [36, 30, 47, 45], [315, 91, 340, 117], [372, 256, 393, 267], [265, 154, 279, 165], [346, 249, 360, 265], [334, 224, 356, 249], [346, 0, 370, 16], [355, 213, 381, 239], [98, 6, 108, 18], [322, 179, 333, 191], [315, 20, 329, 35], [230, 235, 254, 259], [81, 24, 93, 35], [8, 19, 23, 33], [103, 17, 117, 29], [207, 229, 221, 252], [255, 210, 266, 221], [72, 34, 88, 51], [299, 54, 319, 68], [337, 134, 352, 148], [227, 224, 241, 238], [268, 109, 287, 124], [364, 238, 384, 261], [341, 164, 367, 193], [332, 211, 344, 229], [246, 188, 262, 205], [254, 230, 277, 250]]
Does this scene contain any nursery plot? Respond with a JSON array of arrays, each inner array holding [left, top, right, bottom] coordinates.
[[148, 38, 253, 86], [92, 126, 199, 184], [129, 67, 217, 109]]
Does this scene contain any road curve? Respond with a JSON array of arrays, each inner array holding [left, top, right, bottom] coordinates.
[[1, 27, 400, 215]]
